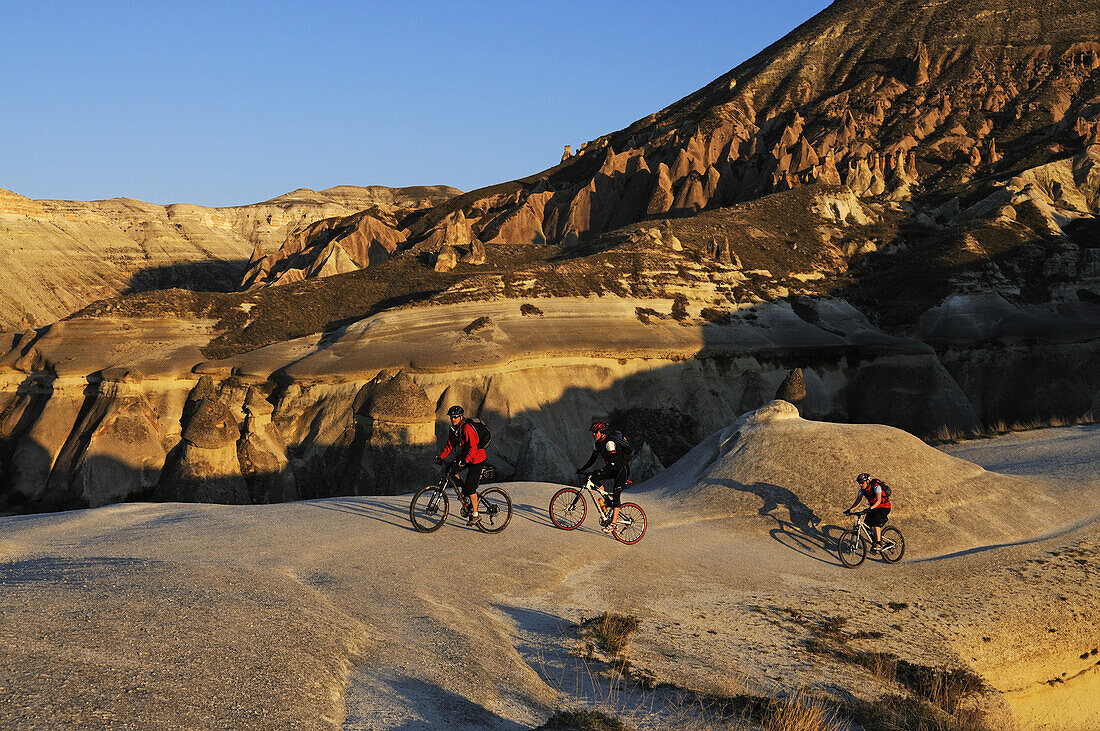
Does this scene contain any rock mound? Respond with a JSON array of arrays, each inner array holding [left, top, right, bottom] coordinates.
[[647, 400, 1062, 553]]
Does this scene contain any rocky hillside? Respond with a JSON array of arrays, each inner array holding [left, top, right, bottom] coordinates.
[[261, 0, 1099, 286], [2, 0, 1099, 512], [0, 185, 459, 330]]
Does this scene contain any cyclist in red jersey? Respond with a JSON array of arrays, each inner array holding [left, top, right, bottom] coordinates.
[[845, 472, 891, 552], [434, 405, 487, 525]]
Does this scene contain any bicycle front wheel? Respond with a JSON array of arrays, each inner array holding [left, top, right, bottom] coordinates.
[[549, 488, 586, 530], [477, 487, 513, 534], [838, 529, 867, 567], [879, 527, 905, 563], [410, 486, 449, 532], [613, 503, 646, 544]]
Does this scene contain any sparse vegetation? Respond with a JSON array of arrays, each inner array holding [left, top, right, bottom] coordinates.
[[462, 316, 494, 334], [582, 613, 640, 657], [700, 307, 732, 324], [538, 708, 632, 730], [926, 413, 1092, 445], [634, 306, 665, 324], [521, 303, 544, 316]]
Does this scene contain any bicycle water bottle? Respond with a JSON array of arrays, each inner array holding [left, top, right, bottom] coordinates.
[[597, 493, 606, 510]]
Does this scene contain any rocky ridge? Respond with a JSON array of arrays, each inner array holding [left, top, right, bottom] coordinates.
[[0, 185, 459, 330], [258, 0, 1100, 285]]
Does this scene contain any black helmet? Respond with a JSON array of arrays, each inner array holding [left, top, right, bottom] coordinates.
[[856, 472, 870, 484], [447, 405, 465, 417], [590, 420, 608, 433]]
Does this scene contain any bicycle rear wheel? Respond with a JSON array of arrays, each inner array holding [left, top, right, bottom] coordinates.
[[549, 488, 586, 530], [410, 486, 449, 532], [879, 527, 905, 563], [613, 503, 646, 544], [477, 487, 512, 534], [837, 529, 866, 567]]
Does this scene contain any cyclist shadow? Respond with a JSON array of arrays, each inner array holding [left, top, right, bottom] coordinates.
[[510, 499, 557, 528], [308, 497, 422, 532], [710, 479, 843, 565]]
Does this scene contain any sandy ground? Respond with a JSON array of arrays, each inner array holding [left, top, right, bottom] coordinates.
[[1, 425, 1098, 730]]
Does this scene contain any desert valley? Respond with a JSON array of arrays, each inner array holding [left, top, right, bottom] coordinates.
[[2, 0, 1099, 728]]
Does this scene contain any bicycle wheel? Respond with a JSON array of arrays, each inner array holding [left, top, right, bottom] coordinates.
[[613, 503, 646, 544], [477, 487, 513, 534], [879, 527, 905, 563], [410, 486, 449, 532], [549, 488, 586, 530], [837, 529, 867, 567]]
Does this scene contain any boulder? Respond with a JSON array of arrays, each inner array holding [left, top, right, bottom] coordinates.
[[434, 245, 459, 272]]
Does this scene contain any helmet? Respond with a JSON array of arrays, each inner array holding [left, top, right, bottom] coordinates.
[[447, 405, 465, 417], [856, 472, 870, 484], [590, 420, 608, 434]]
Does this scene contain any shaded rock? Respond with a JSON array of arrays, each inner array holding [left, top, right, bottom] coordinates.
[[65, 380, 166, 507], [630, 442, 665, 483], [460, 238, 487, 265], [514, 426, 574, 483], [775, 369, 807, 408], [847, 356, 981, 436], [238, 386, 297, 503]]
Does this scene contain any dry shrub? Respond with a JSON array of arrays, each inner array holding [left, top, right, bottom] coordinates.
[[819, 616, 848, 635], [634, 307, 665, 324], [538, 708, 631, 730], [462, 316, 493, 334], [850, 652, 986, 718], [700, 307, 731, 324], [762, 692, 846, 731], [588, 613, 640, 656], [520, 303, 544, 316]]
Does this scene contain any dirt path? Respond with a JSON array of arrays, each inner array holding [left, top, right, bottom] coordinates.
[[1, 427, 1098, 729]]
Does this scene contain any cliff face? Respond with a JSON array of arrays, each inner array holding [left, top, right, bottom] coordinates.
[[2, 0, 1099, 511], [0, 185, 460, 330], [2, 293, 1097, 512]]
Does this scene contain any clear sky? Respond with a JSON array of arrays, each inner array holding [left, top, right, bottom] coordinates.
[[2, 1, 832, 207]]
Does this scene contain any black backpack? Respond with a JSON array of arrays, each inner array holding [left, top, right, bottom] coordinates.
[[467, 417, 492, 450], [871, 478, 891, 499], [606, 429, 635, 457]]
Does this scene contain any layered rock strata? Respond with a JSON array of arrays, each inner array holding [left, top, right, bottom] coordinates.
[[0, 185, 459, 330], [2, 294, 1096, 511]]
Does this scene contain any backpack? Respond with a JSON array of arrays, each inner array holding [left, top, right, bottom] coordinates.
[[606, 429, 635, 457], [467, 417, 492, 450], [871, 478, 891, 499]]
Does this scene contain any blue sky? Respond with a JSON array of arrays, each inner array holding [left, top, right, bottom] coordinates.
[[2, 1, 831, 206]]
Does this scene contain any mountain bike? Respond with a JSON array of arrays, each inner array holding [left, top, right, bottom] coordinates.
[[548, 474, 646, 544], [409, 467, 512, 534], [837, 509, 904, 567]]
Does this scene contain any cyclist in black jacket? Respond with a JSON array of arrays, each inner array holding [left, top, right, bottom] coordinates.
[[575, 420, 631, 533]]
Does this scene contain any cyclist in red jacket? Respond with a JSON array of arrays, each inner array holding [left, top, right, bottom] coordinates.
[[845, 472, 891, 551], [434, 405, 487, 525]]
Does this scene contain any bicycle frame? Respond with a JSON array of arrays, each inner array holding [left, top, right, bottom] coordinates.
[[848, 511, 898, 550], [578, 475, 616, 524], [431, 470, 474, 512]]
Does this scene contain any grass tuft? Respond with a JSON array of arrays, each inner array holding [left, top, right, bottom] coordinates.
[[538, 708, 631, 730], [583, 613, 640, 657]]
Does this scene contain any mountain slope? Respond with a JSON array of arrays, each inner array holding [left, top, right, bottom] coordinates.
[[0, 185, 460, 330]]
